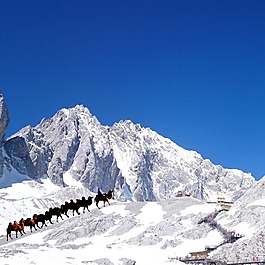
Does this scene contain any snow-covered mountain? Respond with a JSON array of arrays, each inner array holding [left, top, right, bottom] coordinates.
[[1, 99, 255, 202], [0, 93, 264, 265], [0, 178, 265, 265]]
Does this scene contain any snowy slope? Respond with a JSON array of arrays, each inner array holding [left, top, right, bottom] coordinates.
[[0, 178, 265, 265]]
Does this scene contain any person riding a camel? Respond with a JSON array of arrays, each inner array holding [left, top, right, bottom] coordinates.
[[98, 188, 104, 198]]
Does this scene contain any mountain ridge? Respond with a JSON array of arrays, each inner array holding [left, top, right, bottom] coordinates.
[[0, 94, 256, 202], [0, 93, 263, 263]]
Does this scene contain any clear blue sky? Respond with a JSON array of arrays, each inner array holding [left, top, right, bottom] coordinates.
[[1, 1, 265, 180]]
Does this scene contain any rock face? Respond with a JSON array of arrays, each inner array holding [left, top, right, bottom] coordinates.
[[3, 104, 255, 202], [0, 93, 10, 177], [0, 94, 10, 141], [4, 136, 35, 177]]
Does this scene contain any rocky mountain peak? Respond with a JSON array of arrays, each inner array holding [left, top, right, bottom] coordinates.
[[1, 101, 256, 202]]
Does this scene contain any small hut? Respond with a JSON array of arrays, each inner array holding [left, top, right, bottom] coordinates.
[[189, 250, 208, 260], [220, 204, 231, 211]]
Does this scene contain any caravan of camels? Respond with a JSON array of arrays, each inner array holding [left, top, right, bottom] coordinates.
[[6, 189, 114, 241]]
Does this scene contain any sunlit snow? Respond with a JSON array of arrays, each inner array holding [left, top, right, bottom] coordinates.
[[0, 176, 265, 265]]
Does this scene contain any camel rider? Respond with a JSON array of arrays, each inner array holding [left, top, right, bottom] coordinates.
[[98, 188, 103, 197]]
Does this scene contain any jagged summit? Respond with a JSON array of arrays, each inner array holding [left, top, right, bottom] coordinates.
[[37, 104, 100, 131], [0, 95, 255, 202]]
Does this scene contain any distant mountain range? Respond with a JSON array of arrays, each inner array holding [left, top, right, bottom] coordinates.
[[0, 93, 256, 202]]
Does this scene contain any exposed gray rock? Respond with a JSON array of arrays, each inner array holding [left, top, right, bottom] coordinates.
[[0, 93, 10, 177], [3, 104, 255, 202], [0, 93, 10, 141], [119, 258, 136, 265], [4, 136, 35, 177]]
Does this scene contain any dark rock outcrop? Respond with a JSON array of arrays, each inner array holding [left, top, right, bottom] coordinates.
[[0, 94, 10, 141], [0, 93, 10, 177]]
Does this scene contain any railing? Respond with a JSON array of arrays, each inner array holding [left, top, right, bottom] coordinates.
[[177, 257, 265, 265], [228, 261, 265, 265]]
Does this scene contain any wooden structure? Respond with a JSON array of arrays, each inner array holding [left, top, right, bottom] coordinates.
[[217, 197, 225, 203], [189, 250, 208, 260], [221, 204, 232, 211]]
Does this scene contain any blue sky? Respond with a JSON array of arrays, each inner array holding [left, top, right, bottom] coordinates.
[[1, 1, 265, 180]]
